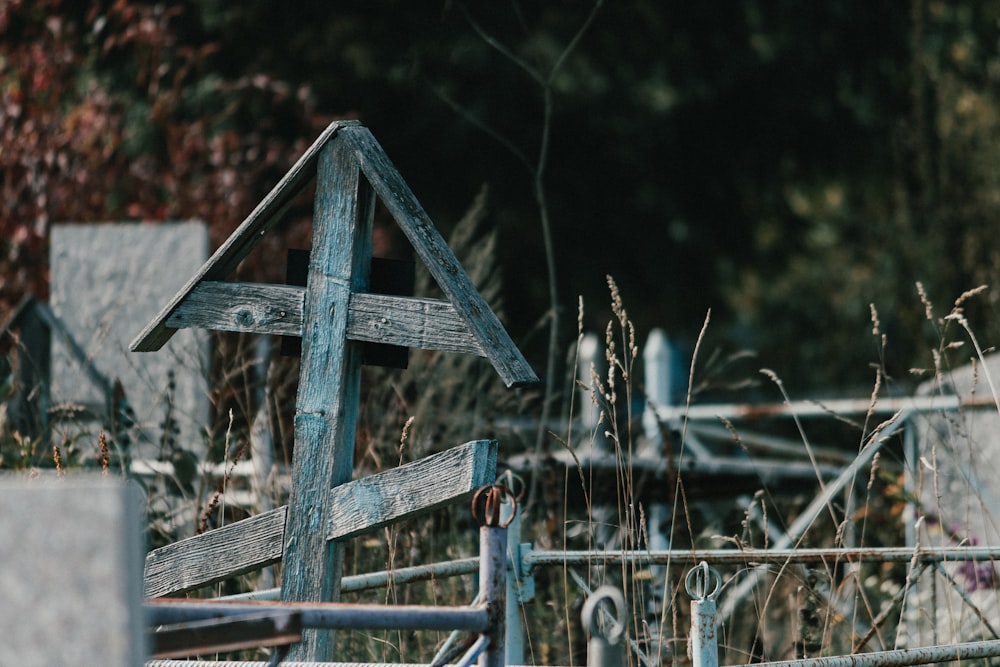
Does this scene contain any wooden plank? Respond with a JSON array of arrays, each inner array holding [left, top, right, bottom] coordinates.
[[143, 507, 287, 598], [281, 136, 373, 661], [328, 439, 497, 539], [167, 282, 304, 336], [130, 120, 358, 353], [343, 125, 540, 389], [165, 282, 483, 356], [142, 440, 498, 599], [347, 293, 482, 355]]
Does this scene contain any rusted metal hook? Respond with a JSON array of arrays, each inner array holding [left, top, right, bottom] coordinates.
[[471, 484, 517, 528]]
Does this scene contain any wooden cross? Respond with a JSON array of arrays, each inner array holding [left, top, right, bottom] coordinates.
[[132, 121, 538, 661]]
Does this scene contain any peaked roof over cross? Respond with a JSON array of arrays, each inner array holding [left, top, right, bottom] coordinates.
[[131, 120, 539, 388]]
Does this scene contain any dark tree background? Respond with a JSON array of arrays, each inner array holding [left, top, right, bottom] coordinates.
[[3, 0, 1000, 399]]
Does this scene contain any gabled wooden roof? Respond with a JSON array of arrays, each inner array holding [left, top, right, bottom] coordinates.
[[131, 121, 539, 388]]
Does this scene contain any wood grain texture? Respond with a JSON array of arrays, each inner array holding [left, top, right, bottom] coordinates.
[[164, 282, 483, 357], [167, 281, 304, 336], [143, 507, 287, 598], [133, 120, 536, 388], [142, 440, 497, 598], [342, 125, 540, 389], [328, 439, 497, 540], [281, 138, 373, 661], [346, 292, 483, 355], [130, 120, 357, 353]]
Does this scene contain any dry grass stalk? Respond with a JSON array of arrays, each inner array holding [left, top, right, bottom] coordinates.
[[98, 431, 110, 476], [52, 444, 64, 478], [197, 409, 246, 535]]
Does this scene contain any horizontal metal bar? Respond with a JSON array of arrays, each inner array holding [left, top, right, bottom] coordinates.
[[523, 546, 1000, 568], [147, 600, 489, 633], [686, 422, 851, 464], [659, 394, 994, 421], [146, 663, 545, 667], [145, 640, 1000, 667], [222, 545, 1000, 602], [724, 638, 1000, 667], [341, 554, 482, 591], [222, 558, 482, 602]]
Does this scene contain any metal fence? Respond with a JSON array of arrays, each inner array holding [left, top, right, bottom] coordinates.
[[144, 329, 1000, 665]]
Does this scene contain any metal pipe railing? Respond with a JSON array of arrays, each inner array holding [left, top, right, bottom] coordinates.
[[145, 663, 544, 667], [682, 562, 1000, 667], [522, 545, 1000, 567], [722, 640, 1000, 667], [657, 393, 992, 421], [147, 600, 489, 633], [148, 486, 513, 662], [222, 557, 481, 602]]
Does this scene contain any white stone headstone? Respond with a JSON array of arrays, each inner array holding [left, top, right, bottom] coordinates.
[[49, 222, 210, 461], [0, 475, 146, 665]]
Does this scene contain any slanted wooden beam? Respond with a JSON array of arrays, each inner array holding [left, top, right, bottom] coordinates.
[[343, 126, 539, 389], [130, 120, 357, 353], [324, 435, 496, 539], [166, 281, 484, 356], [144, 507, 287, 599], [143, 439, 497, 598]]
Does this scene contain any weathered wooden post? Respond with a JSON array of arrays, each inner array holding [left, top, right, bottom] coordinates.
[[132, 120, 538, 661], [278, 126, 372, 659]]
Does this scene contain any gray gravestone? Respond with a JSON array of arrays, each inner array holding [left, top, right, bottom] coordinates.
[[0, 475, 145, 665], [50, 222, 210, 460], [904, 354, 1000, 646]]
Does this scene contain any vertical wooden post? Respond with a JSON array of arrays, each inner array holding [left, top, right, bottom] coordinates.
[[16, 301, 50, 440], [281, 137, 374, 661]]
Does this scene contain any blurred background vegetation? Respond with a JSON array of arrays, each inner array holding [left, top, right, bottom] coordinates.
[[3, 0, 1000, 396]]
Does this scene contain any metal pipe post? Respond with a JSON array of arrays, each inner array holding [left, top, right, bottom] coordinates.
[[502, 485, 527, 666], [687, 563, 722, 667], [581, 586, 627, 667], [471, 483, 515, 667], [479, 521, 507, 667]]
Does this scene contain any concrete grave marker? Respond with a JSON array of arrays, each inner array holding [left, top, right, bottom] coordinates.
[[0, 475, 145, 665], [908, 355, 1000, 645], [50, 222, 210, 459]]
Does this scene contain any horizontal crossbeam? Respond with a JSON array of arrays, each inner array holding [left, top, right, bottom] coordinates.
[[143, 439, 497, 597], [166, 281, 484, 356], [148, 599, 490, 633]]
